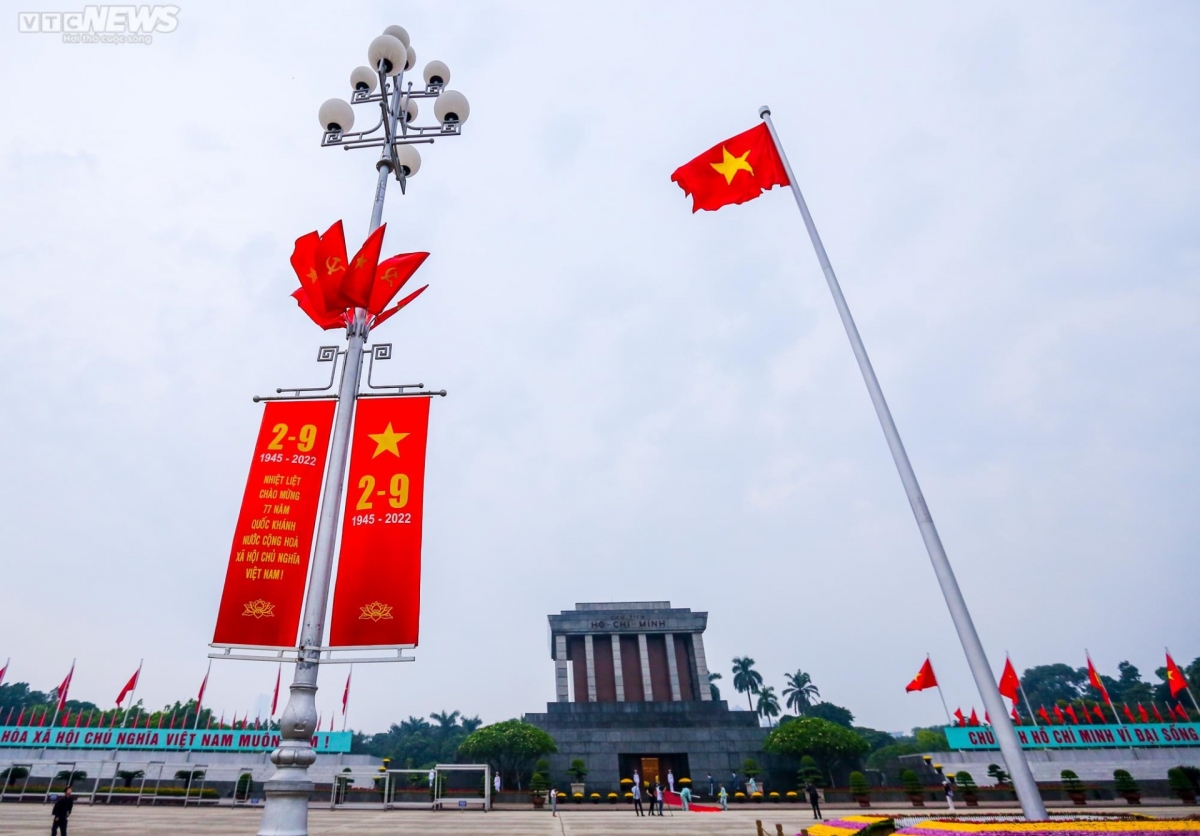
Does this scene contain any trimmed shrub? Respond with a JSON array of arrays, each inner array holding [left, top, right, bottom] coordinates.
[[849, 771, 870, 797], [901, 769, 922, 795], [1060, 770, 1084, 794], [1113, 769, 1139, 795]]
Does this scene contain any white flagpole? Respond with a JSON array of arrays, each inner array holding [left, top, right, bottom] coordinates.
[[926, 654, 954, 727], [121, 660, 143, 728], [758, 106, 1046, 821]]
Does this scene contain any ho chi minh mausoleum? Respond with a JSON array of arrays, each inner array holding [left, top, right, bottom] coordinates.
[[524, 601, 772, 791]]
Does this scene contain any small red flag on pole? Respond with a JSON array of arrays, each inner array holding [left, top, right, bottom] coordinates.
[[1165, 652, 1189, 698], [1086, 653, 1113, 707], [0, 658, 9, 687], [1093, 704, 1106, 724], [271, 665, 281, 717], [905, 658, 938, 692], [1123, 704, 1137, 723], [1152, 704, 1164, 723], [998, 657, 1020, 702]]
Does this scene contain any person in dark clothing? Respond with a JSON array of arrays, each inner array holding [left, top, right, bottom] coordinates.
[[805, 780, 822, 819], [51, 787, 74, 836]]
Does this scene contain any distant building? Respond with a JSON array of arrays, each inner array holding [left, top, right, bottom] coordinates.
[[525, 601, 771, 793]]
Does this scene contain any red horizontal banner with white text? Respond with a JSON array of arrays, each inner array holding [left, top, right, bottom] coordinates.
[[212, 400, 336, 647], [329, 396, 430, 647]]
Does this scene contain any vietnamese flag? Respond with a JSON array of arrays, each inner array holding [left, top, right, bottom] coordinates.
[[968, 708, 980, 727], [1011, 707, 1022, 725], [0, 658, 8, 687], [953, 707, 965, 726], [998, 657, 1021, 702], [1152, 703, 1164, 723], [905, 658, 938, 693], [1093, 704, 1106, 724], [671, 123, 789, 212], [1166, 653, 1189, 699], [116, 665, 140, 707], [1079, 704, 1092, 724], [1138, 704, 1150, 723], [1176, 703, 1190, 722], [1123, 703, 1137, 723], [1086, 655, 1112, 705], [271, 666, 281, 717], [1064, 705, 1079, 725], [1038, 705, 1051, 724], [1053, 705, 1066, 725]]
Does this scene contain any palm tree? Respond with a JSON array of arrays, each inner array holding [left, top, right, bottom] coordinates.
[[399, 716, 432, 735], [731, 657, 763, 712], [430, 710, 461, 734], [460, 715, 483, 734], [708, 672, 723, 701], [782, 669, 820, 715], [756, 686, 781, 725]]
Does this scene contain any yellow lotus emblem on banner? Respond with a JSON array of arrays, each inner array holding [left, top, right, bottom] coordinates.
[[242, 599, 276, 619], [359, 601, 394, 622]]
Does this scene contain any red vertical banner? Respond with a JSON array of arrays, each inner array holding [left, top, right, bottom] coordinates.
[[329, 396, 431, 647], [213, 400, 337, 647]]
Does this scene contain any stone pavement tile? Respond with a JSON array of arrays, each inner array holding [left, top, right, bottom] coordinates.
[[0, 803, 1194, 835]]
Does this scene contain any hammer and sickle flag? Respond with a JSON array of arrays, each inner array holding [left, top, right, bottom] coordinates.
[[671, 123, 789, 212]]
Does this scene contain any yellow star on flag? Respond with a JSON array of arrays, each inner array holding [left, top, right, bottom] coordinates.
[[368, 423, 409, 458], [710, 146, 754, 185]]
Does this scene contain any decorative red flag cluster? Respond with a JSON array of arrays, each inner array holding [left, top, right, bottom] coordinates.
[[329, 396, 431, 647], [671, 124, 789, 212], [289, 221, 430, 331], [212, 400, 337, 648], [905, 658, 938, 693]]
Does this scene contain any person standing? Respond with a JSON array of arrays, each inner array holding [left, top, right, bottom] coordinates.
[[719, 784, 728, 811], [943, 775, 956, 811], [550, 787, 558, 817], [747, 775, 758, 797], [633, 768, 640, 789], [805, 780, 822, 819], [654, 782, 664, 816], [730, 771, 739, 795], [632, 781, 644, 816], [680, 784, 691, 811], [51, 787, 73, 836], [428, 767, 436, 800], [667, 769, 675, 793], [493, 772, 501, 796], [707, 773, 714, 798]]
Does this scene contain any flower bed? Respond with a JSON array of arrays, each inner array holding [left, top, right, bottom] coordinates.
[[895, 818, 1200, 836], [809, 815, 893, 836]]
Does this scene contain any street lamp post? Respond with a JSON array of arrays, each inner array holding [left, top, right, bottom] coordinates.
[[257, 25, 468, 836]]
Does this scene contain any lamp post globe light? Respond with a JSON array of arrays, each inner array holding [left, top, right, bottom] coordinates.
[[257, 25, 468, 836]]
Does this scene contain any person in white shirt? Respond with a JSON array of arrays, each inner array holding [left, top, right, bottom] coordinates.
[[550, 787, 558, 816], [667, 769, 675, 793], [493, 773, 501, 795]]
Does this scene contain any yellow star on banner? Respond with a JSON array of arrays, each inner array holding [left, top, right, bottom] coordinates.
[[368, 423, 409, 458], [710, 146, 754, 185]]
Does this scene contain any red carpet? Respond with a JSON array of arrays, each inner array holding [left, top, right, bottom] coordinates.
[[663, 790, 722, 812]]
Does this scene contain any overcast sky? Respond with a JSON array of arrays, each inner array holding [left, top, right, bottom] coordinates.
[[1, 1, 1197, 737]]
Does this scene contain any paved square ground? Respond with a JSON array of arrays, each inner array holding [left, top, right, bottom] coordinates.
[[0, 803, 1191, 835]]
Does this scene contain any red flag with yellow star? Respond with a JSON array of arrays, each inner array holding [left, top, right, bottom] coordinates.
[[905, 658, 938, 692], [1166, 653, 1189, 699], [671, 123, 789, 212], [329, 396, 432, 647]]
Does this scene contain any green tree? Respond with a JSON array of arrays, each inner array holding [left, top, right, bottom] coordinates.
[[1019, 664, 1087, 712], [708, 672, 722, 701], [763, 717, 870, 785], [806, 701, 855, 728], [782, 670, 820, 715], [456, 719, 556, 790], [731, 657, 763, 712], [54, 770, 87, 786], [756, 686, 781, 725]]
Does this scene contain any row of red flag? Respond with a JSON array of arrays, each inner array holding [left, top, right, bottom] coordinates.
[[906, 651, 1197, 725], [0, 661, 353, 731]]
